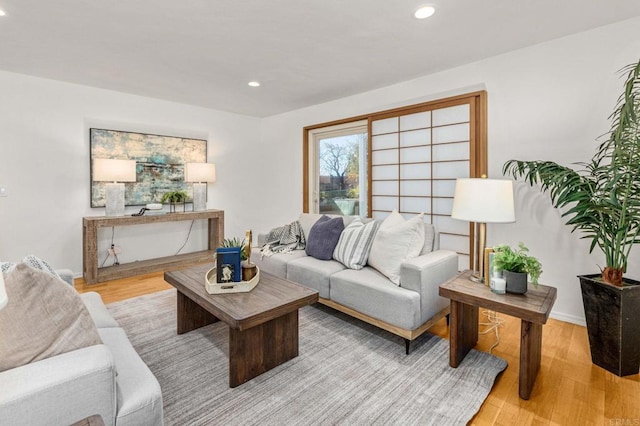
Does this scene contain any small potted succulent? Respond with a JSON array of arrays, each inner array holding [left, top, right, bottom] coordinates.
[[220, 237, 248, 261], [492, 242, 543, 294], [160, 190, 188, 213]]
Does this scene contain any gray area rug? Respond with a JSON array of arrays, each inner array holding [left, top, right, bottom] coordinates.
[[107, 289, 506, 425]]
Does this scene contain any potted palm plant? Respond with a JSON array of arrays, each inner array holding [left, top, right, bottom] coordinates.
[[502, 60, 640, 376]]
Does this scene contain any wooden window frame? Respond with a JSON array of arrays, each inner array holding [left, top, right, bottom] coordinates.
[[303, 91, 487, 267]]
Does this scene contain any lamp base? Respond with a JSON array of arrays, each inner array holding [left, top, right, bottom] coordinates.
[[105, 183, 125, 217], [469, 272, 485, 284], [192, 183, 207, 211]]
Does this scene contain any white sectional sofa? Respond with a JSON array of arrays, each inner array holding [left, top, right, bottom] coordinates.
[[251, 213, 458, 353], [0, 272, 163, 426]]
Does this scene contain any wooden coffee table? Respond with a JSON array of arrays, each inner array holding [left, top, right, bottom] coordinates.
[[439, 270, 557, 400], [164, 264, 318, 387]]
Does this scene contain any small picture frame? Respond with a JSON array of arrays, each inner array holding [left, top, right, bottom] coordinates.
[[484, 247, 494, 286], [216, 247, 242, 283]]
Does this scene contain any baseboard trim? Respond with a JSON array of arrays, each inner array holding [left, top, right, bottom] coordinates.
[[549, 311, 586, 327]]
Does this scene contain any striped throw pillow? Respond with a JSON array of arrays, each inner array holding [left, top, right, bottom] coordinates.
[[333, 218, 380, 270]]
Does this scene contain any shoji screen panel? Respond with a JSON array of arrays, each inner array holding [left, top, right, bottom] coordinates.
[[369, 97, 482, 271]]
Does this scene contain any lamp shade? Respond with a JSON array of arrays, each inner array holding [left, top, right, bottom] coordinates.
[[451, 178, 515, 223], [185, 163, 216, 183], [93, 159, 137, 182], [0, 271, 7, 311]]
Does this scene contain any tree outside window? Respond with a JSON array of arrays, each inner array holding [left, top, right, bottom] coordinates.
[[318, 133, 366, 215]]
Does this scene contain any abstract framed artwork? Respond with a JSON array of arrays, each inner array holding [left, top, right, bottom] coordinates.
[[90, 128, 207, 207]]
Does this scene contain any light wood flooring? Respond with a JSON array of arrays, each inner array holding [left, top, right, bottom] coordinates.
[[76, 272, 640, 425]]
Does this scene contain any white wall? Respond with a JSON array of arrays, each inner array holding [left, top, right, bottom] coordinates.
[[0, 72, 261, 274], [2, 17, 639, 324], [257, 17, 640, 324]]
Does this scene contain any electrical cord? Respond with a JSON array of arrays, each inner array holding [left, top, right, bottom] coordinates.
[[110, 227, 120, 266], [479, 309, 504, 354], [102, 221, 196, 265], [101, 227, 116, 267], [175, 220, 195, 255], [100, 251, 110, 267]]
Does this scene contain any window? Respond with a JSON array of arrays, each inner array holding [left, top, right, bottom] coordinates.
[[304, 92, 486, 270], [305, 121, 368, 216]]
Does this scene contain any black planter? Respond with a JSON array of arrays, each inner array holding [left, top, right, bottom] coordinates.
[[579, 274, 640, 376], [504, 270, 528, 294]]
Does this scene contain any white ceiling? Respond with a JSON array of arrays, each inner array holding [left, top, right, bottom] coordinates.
[[1, 1, 640, 117]]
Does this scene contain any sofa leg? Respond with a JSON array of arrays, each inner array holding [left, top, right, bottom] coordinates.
[[446, 314, 450, 326], [404, 338, 411, 355]]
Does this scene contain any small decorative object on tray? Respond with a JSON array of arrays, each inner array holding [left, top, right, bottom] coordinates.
[[205, 230, 260, 294], [216, 247, 242, 283], [241, 230, 258, 281], [205, 265, 260, 294]]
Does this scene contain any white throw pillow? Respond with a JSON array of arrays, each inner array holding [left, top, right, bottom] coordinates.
[[368, 212, 426, 285], [0, 264, 102, 372], [333, 218, 380, 270]]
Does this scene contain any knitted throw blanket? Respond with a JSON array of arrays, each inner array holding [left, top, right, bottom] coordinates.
[[261, 220, 306, 257]]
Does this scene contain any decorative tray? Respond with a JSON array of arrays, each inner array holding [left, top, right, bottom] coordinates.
[[205, 266, 260, 294]]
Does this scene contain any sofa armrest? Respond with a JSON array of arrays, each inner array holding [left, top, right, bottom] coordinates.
[[400, 250, 458, 323], [56, 268, 74, 286], [0, 345, 117, 426]]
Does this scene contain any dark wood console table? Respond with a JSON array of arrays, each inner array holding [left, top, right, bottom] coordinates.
[[83, 209, 224, 284], [439, 270, 557, 400]]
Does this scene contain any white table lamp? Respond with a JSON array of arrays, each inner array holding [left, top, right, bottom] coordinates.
[[451, 177, 515, 283], [93, 158, 137, 216], [185, 163, 216, 211]]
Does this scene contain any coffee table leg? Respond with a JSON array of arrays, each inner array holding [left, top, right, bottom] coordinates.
[[520, 320, 542, 400], [228, 310, 299, 388], [176, 290, 219, 334], [449, 300, 479, 367]]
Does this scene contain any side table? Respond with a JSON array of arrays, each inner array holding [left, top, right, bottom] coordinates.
[[439, 270, 557, 400]]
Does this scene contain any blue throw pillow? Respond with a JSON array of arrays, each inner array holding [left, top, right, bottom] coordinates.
[[305, 216, 344, 260]]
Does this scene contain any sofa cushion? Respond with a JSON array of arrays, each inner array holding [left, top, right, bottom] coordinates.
[[0, 264, 102, 372], [368, 212, 425, 285], [420, 223, 436, 255], [56, 269, 75, 286], [333, 218, 380, 270], [299, 213, 324, 242], [306, 216, 344, 260], [329, 267, 422, 330], [299, 213, 360, 241], [286, 256, 346, 299], [250, 247, 307, 279], [81, 292, 120, 328], [98, 327, 163, 426], [0, 344, 117, 426]]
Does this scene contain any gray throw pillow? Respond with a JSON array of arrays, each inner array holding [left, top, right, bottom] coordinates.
[[305, 216, 345, 260]]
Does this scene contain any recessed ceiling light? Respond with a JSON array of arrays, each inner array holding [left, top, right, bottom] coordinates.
[[414, 5, 436, 19], [248, 81, 260, 87], [0, 9, 6, 17]]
